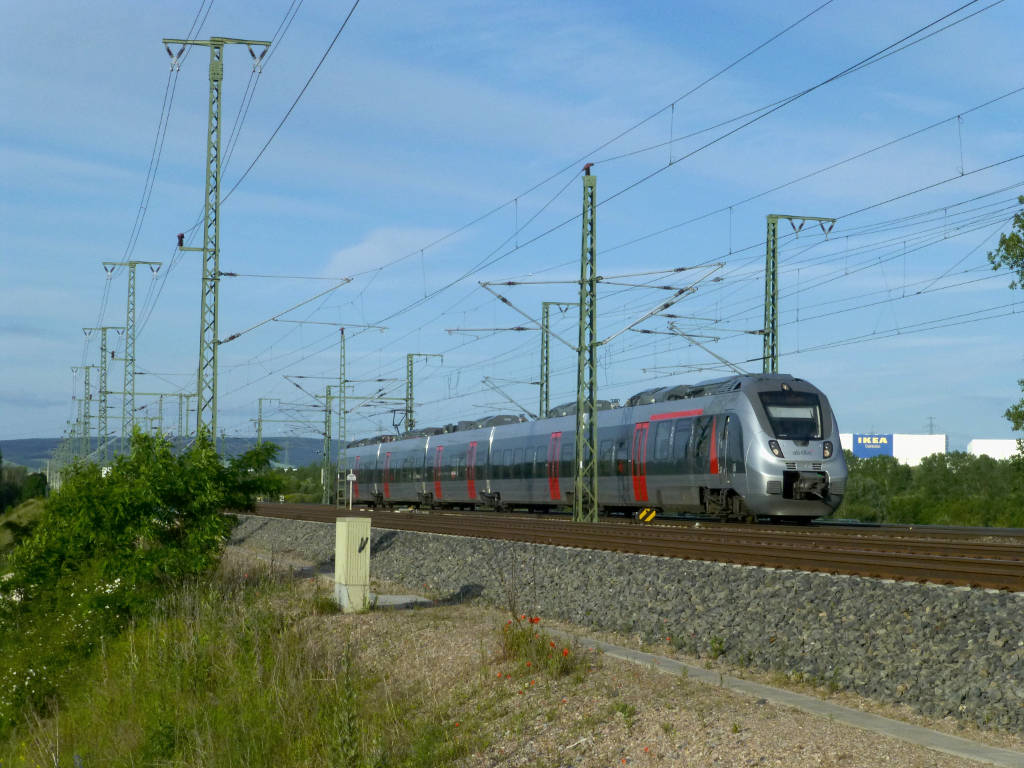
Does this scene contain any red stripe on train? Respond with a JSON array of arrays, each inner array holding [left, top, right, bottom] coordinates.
[[650, 408, 703, 421]]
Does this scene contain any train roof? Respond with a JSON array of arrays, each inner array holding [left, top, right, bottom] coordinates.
[[346, 374, 819, 447], [625, 373, 814, 406]]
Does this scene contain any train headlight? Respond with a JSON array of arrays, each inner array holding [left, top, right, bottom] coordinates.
[[768, 440, 784, 458], [823, 440, 834, 459]]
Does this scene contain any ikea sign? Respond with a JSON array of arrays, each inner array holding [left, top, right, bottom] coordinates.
[[853, 434, 894, 459]]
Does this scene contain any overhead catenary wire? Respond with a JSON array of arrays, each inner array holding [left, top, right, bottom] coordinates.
[[138, 0, 999, 428], [220, 0, 362, 204], [103, 1, 1015, 444]]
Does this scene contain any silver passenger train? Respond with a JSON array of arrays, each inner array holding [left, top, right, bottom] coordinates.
[[347, 373, 847, 521]]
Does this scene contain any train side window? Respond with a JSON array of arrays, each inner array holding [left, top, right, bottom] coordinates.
[[513, 448, 523, 479], [653, 421, 673, 462], [693, 416, 713, 461], [560, 442, 573, 476], [599, 440, 612, 474], [502, 448, 512, 479], [673, 419, 691, 460]]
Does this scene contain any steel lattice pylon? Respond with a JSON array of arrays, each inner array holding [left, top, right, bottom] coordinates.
[[763, 216, 780, 374], [164, 36, 270, 446], [405, 353, 442, 431], [539, 301, 576, 419], [84, 325, 123, 462], [763, 214, 835, 374], [322, 385, 332, 504], [103, 262, 159, 452], [339, 329, 347, 492], [574, 169, 598, 523]]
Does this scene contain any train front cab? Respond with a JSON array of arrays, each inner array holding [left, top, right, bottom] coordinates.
[[742, 381, 846, 520]]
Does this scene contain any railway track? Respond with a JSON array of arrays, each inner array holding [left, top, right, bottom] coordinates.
[[250, 502, 1024, 591]]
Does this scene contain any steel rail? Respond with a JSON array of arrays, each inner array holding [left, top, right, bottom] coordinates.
[[250, 503, 1024, 591]]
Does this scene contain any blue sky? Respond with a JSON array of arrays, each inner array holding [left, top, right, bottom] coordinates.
[[2, 0, 1023, 451]]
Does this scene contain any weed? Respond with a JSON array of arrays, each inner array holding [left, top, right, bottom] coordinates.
[[709, 636, 726, 659], [660, 721, 675, 735], [309, 591, 341, 615], [731, 722, 741, 734], [498, 616, 588, 679], [612, 700, 637, 727]]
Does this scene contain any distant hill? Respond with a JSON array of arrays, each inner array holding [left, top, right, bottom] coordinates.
[[0, 436, 334, 472]]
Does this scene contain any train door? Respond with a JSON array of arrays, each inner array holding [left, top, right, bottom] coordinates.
[[631, 422, 650, 502], [434, 445, 444, 501], [383, 452, 392, 499], [546, 431, 562, 501], [721, 415, 746, 488], [718, 417, 731, 487], [467, 441, 477, 500]]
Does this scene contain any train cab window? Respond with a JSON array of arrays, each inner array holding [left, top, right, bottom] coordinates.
[[757, 390, 822, 440], [652, 422, 673, 462], [672, 420, 691, 460]]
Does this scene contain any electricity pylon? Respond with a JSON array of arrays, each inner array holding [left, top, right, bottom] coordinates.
[[574, 166, 599, 523], [84, 326, 124, 462], [71, 365, 97, 458], [321, 385, 333, 504], [103, 261, 161, 451], [406, 353, 443, 431], [763, 214, 834, 373], [540, 301, 576, 419], [164, 36, 270, 446]]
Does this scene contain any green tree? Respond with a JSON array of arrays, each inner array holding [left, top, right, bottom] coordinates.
[[18, 473, 46, 502], [988, 195, 1024, 452]]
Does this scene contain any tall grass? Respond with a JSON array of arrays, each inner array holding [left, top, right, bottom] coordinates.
[[1, 567, 470, 767]]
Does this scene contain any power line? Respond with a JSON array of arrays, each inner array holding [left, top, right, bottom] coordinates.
[[221, 0, 362, 203]]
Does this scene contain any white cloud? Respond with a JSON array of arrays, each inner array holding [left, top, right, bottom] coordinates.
[[323, 226, 457, 277]]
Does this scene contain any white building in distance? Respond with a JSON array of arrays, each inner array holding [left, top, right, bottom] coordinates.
[[966, 439, 1019, 461], [839, 433, 947, 467]]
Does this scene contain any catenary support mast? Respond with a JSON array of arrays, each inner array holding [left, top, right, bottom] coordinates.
[[84, 326, 123, 462], [104, 261, 161, 451], [574, 166, 599, 523], [539, 301, 576, 419], [763, 214, 834, 373], [164, 37, 269, 446], [405, 353, 443, 431]]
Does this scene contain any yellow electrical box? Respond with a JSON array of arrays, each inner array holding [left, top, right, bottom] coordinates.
[[334, 517, 371, 613]]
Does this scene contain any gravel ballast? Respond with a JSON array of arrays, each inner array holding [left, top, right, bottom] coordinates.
[[230, 514, 1024, 733]]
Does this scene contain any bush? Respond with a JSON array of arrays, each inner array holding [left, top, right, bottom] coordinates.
[[0, 429, 280, 734]]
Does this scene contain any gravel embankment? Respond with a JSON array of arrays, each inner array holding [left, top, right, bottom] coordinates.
[[230, 513, 1024, 733]]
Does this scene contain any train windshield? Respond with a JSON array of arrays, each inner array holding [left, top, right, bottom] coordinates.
[[758, 391, 823, 440]]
